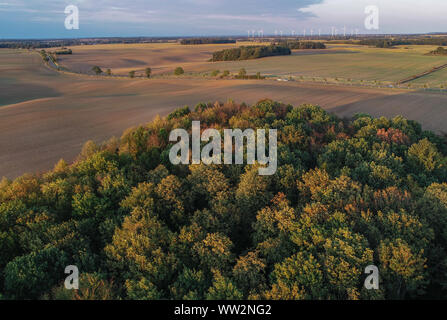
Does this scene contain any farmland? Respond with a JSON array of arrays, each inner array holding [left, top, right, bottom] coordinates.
[[56, 42, 249, 76], [2, 44, 447, 178], [195, 45, 447, 86], [58, 43, 447, 87], [410, 66, 447, 86]]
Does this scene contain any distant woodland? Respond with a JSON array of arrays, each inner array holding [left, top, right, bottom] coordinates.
[[180, 38, 237, 45], [0, 38, 178, 49], [52, 48, 73, 55], [428, 47, 447, 56], [359, 38, 447, 48], [3, 35, 447, 49], [275, 41, 326, 50], [1, 100, 447, 300], [211, 45, 291, 61]]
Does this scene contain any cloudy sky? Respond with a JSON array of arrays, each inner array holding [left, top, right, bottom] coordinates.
[[1, 0, 446, 38]]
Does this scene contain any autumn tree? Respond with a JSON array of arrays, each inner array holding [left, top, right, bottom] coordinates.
[[145, 67, 152, 78]]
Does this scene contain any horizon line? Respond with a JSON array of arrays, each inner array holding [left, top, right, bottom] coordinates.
[[2, 32, 447, 41]]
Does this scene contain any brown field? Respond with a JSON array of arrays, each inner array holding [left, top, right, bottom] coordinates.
[[57, 43, 250, 76], [2, 48, 447, 179], [58, 43, 447, 87]]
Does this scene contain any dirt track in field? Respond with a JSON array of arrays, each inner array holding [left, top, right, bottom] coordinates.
[[1, 49, 447, 179]]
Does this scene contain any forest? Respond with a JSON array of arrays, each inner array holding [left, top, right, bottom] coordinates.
[[275, 41, 326, 50], [1, 100, 447, 300], [53, 48, 73, 55], [332, 37, 447, 48], [359, 38, 447, 48], [211, 45, 291, 61], [0, 37, 176, 49], [180, 38, 236, 45]]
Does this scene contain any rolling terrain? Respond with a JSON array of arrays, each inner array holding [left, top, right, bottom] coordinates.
[[58, 43, 447, 87], [1, 48, 447, 179], [56, 42, 248, 76]]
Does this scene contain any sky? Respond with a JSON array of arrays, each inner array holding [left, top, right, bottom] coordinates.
[[1, 0, 446, 39]]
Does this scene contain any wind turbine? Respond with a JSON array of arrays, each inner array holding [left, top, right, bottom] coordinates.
[[343, 26, 346, 37], [303, 29, 306, 38], [311, 29, 313, 37], [252, 30, 256, 40], [319, 29, 321, 38]]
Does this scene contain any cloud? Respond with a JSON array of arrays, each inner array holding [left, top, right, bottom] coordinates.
[[301, 0, 447, 34], [1, 0, 327, 37], [6, 0, 324, 22], [3, 0, 447, 38]]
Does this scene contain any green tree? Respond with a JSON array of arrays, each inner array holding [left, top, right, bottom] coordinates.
[[105, 207, 177, 297], [379, 239, 428, 299], [238, 68, 247, 78], [145, 67, 152, 78], [206, 270, 243, 300], [232, 251, 266, 295], [193, 233, 233, 272], [4, 247, 68, 299], [91, 66, 102, 75], [174, 67, 185, 76], [408, 138, 442, 173]]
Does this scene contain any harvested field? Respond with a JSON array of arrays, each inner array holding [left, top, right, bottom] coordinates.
[[192, 45, 447, 84], [1, 48, 447, 179], [58, 43, 447, 86], [57, 42, 255, 76]]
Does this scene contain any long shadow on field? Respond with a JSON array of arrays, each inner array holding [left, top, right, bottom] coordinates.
[[333, 91, 447, 134], [0, 81, 61, 107]]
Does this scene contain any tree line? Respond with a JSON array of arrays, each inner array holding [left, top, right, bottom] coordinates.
[[180, 38, 236, 45], [428, 47, 447, 56], [211, 45, 291, 61], [90, 67, 185, 77], [348, 38, 447, 48], [274, 41, 326, 50], [53, 48, 73, 55], [0, 38, 182, 49]]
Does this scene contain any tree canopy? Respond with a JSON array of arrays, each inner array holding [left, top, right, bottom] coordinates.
[[211, 45, 291, 62], [1, 100, 447, 300]]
